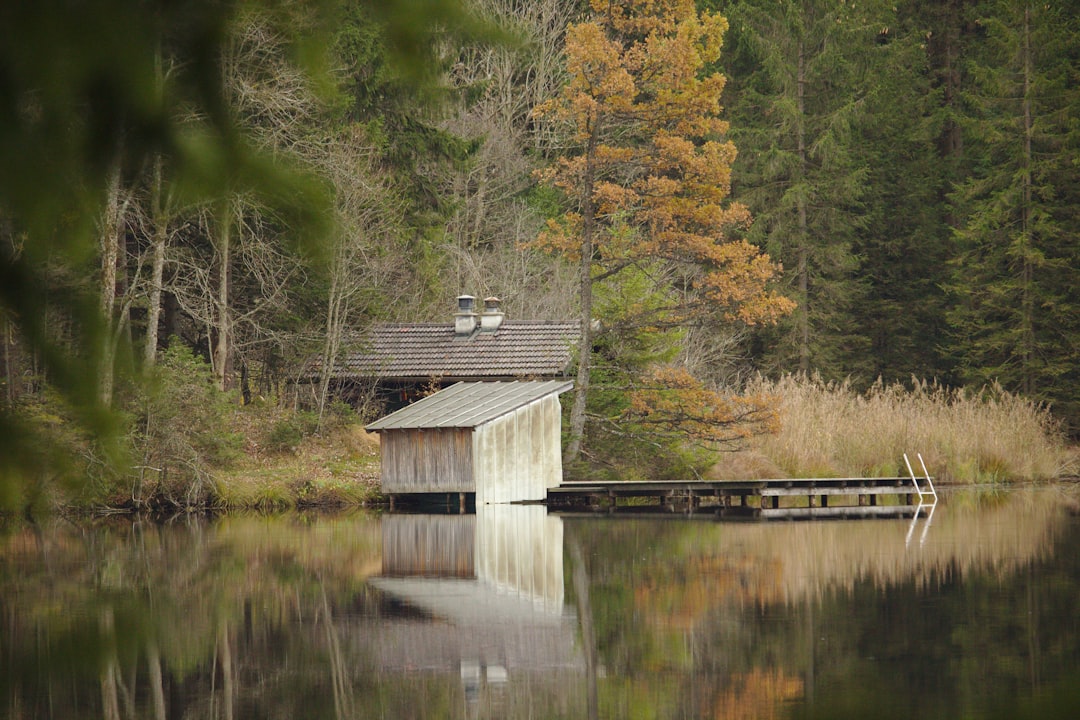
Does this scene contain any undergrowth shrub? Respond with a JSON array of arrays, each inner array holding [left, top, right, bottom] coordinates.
[[3, 387, 124, 512], [266, 411, 320, 453], [729, 375, 1068, 483], [130, 344, 243, 506]]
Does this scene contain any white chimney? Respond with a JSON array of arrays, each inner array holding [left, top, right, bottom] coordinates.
[[480, 296, 504, 333], [455, 295, 478, 336]]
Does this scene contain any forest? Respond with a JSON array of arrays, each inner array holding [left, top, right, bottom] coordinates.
[[1, 0, 1078, 507]]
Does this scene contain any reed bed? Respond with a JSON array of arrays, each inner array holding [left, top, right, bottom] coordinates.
[[715, 375, 1071, 483]]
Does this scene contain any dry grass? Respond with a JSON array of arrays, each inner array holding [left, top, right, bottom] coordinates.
[[213, 420, 382, 509], [711, 375, 1073, 483]]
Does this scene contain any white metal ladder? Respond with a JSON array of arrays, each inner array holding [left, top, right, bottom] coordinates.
[[904, 452, 938, 504], [904, 452, 938, 547]]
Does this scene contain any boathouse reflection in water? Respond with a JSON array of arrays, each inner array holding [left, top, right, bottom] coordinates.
[[369, 506, 582, 713]]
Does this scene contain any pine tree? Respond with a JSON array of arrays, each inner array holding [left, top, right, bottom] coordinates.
[[946, 0, 1080, 428], [852, 1, 955, 383], [720, 0, 897, 380]]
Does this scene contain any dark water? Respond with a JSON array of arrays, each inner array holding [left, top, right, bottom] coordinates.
[[2, 486, 1079, 719]]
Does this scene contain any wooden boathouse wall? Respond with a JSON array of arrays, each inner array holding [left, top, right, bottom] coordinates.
[[380, 428, 475, 494], [367, 380, 572, 504]]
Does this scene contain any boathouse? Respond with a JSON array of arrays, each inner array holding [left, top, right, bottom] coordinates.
[[365, 380, 573, 504]]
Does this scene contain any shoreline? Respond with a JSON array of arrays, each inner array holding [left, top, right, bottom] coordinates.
[[44, 475, 1080, 520]]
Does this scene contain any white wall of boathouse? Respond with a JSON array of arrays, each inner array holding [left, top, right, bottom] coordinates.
[[471, 393, 562, 504]]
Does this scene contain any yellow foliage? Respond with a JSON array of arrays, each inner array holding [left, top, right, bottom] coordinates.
[[532, 0, 793, 328], [626, 365, 782, 443], [590, 0, 698, 38], [633, 553, 784, 629]]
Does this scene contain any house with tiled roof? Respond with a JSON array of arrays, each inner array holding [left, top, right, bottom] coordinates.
[[309, 296, 581, 414]]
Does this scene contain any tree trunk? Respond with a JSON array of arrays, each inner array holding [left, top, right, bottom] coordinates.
[[2, 313, 13, 406], [565, 125, 599, 464], [145, 154, 168, 367], [318, 264, 346, 428], [98, 156, 123, 406], [568, 534, 599, 720], [240, 361, 252, 405], [934, 0, 965, 229], [213, 198, 233, 392], [1019, 5, 1033, 397], [147, 641, 167, 720], [217, 621, 235, 720], [941, 3, 963, 159], [322, 584, 355, 718], [796, 41, 810, 373], [1, 218, 12, 405], [99, 608, 121, 720]]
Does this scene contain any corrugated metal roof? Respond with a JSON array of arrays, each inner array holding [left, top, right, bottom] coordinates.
[[314, 321, 580, 380], [366, 380, 573, 431]]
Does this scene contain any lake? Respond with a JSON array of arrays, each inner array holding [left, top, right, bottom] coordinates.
[[2, 484, 1079, 719]]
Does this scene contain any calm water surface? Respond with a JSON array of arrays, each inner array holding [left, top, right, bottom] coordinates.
[[2, 485, 1079, 719]]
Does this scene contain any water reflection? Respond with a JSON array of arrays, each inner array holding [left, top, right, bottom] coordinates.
[[0, 485, 1078, 719], [371, 507, 580, 716], [377, 506, 565, 611], [904, 451, 938, 548], [565, 485, 1080, 719], [904, 498, 936, 547]]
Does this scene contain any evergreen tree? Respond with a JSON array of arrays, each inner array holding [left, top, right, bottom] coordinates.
[[852, 4, 955, 383], [332, 3, 478, 318], [720, 0, 891, 380], [946, 0, 1080, 430]]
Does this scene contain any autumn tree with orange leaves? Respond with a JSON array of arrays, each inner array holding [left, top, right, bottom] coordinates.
[[533, 0, 793, 471]]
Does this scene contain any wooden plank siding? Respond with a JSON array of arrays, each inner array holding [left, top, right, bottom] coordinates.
[[381, 427, 474, 494]]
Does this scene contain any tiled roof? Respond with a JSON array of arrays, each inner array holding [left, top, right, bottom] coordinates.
[[366, 380, 573, 431], [326, 321, 581, 381]]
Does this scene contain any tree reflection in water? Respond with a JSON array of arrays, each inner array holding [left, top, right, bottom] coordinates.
[[1, 486, 1078, 718]]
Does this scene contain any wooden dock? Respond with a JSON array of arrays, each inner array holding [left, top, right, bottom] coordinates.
[[545, 474, 936, 520]]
